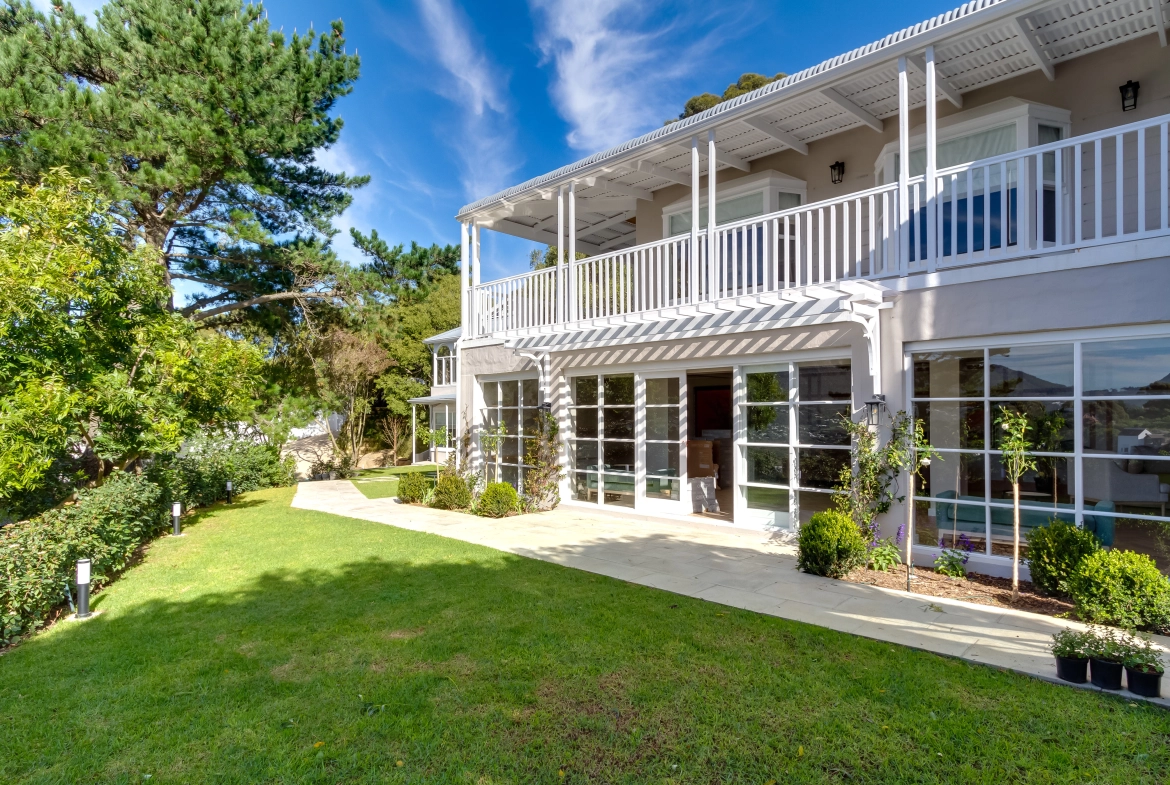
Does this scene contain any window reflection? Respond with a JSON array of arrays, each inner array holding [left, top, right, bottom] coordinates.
[[988, 344, 1073, 397], [1083, 337, 1170, 395]]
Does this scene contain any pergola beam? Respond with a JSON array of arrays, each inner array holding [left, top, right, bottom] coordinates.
[[907, 54, 963, 108], [580, 210, 637, 237], [580, 175, 653, 201], [676, 141, 751, 172], [1013, 15, 1055, 80], [740, 116, 809, 154], [481, 218, 602, 253], [819, 88, 884, 132]]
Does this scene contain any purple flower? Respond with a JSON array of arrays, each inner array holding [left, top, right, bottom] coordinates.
[[895, 523, 905, 546], [938, 536, 945, 548]]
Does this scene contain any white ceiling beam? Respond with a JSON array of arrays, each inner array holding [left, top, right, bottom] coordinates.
[[623, 160, 691, 186], [579, 211, 637, 237], [1155, 0, 1168, 47], [1013, 15, 1055, 80], [740, 116, 809, 154], [598, 233, 636, 251], [906, 54, 963, 108], [677, 141, 750, 171], [579, 175, 653, 201], [482, 218, 601, 253], [576, 196, 639, 214], [819, 88, 884, 132]]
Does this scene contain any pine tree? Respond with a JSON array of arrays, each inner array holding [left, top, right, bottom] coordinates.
[[0, 0, 367, 330]]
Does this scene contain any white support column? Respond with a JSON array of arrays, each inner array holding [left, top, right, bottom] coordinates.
[[897, 56, 911, 274], [690, 136, 700, 303], [460, 221, 470, 336], [470, 222, 481, 335], [707, 129, 717, 300], [568, 181, 577, 322], [411, 404, 417, 465], [556, 185, 565, 323], [924, 45, 939, 272]]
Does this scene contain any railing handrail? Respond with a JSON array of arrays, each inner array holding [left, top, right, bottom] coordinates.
[[472, 264, 557, 290], [936, 111, 1170, 177]]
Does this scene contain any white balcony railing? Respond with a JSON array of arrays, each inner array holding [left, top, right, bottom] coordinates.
[[433, 354, 457, 386], [470, 114, 1170, 338]]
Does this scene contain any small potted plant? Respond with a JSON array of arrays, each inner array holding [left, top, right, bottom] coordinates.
[[1086, 626, 1124, 691], [1123, 634, 1165, 698], [1050, 628, 1090, 684]]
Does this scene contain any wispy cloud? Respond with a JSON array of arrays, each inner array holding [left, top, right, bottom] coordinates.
[[414, 0, 520, 200], [529, 0, 745, 154], [313, 140, 381, 265]]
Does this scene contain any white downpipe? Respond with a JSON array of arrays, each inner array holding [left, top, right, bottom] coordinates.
[[925, 45, 938, 272], [556, 185, 565, 323], [897, 56, 910, 274], [690, 136, 700, 303], [707, 129, 717, 301], [568, 181, 576, 322]]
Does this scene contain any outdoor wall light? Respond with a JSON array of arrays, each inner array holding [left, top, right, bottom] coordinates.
[[830, 161, 846, 184], [76, 559, 92, 619], [1120, 80, 1139, 112], [537, 402, 552, 412], [172, 501, 183, 536], [864, 394, 886, 427]]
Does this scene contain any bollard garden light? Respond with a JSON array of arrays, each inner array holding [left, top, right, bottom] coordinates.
[[226, 480, 233, 504], [76, 559, 91, 619], [172, 501, 183, 536]]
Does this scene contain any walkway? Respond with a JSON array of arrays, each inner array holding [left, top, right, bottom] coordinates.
[[293, 480, 1169, 706]]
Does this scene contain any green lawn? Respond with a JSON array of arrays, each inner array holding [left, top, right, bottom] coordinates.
[[351, 464, 438, 499], [2, 488, 1168, 783]]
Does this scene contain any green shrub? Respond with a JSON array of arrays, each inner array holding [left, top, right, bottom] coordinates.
[[396, 471, 430, 504], [477, 482, 519, 518], [1066, 549, 1170, 633], [797, 510, 867, 578], [167, 434, 296, 508], [429, 474, 471, 510], [867, 537, 901, 572], [1026, 519, 1100, 596], [0, 472, 167, 643]]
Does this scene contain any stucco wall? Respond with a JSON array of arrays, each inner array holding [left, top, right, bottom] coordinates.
[[634, 33, 1170, 246]]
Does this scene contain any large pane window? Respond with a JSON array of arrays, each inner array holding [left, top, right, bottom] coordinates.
[[570, 374, 636, 507], [912, 335, 1170, 571], [645, 377, 681, 502], [481, 379, 538, 491], [570, 376, 599, 502]]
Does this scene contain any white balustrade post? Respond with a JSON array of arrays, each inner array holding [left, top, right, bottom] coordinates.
[[897, 56, 911, 274], [925, 46, 938, 271], [556, 185, 565, 323], [568, 181, 577, 322], [690, 136, 700, 303], [707, 129, 717, 301], [471, 222, 482, 334], [460, 221, 470, 335]]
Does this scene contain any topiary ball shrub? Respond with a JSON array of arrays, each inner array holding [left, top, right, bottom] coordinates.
[[430, 474, 471, 510], [1066, 549, 1170, 633], [477, 482, 519, 518], [397, 471, 431, 504], [1025, 519, 1100, 596], [797, 510, 867, 578]]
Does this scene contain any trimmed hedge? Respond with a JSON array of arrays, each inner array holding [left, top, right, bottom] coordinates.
[[1066, 549, 1170, 633], [1025, 519, 1100, 596], [0, 472, 167, 643], [797, 510, 867, 578], [477, 482, 518, 518], [397, 472, 431, 503], [430, 474, 471, 510]]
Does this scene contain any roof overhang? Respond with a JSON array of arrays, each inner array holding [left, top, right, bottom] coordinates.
[[407, 394, 456, 405], [459, 0, 1169, 252]]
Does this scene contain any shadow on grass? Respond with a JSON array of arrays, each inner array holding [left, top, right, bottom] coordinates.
[[4, 525, 1170, 784]]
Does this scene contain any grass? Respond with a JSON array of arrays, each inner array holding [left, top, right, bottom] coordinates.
[[351, 464, 438, 500], [2, 488, 1169, 783]]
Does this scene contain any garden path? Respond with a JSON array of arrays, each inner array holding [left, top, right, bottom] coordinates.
[[293, 480, 1170, 707]]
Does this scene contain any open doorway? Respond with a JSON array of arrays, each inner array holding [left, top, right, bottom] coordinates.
[[687, 370, 734, 523]]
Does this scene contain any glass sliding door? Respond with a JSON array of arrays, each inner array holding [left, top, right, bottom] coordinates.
[[480, 378, 538, 491], [642, 373, 686, 513], [601, 374, 636, 507]]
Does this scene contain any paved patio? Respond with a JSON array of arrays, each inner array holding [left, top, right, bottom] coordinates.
[[293, 479, 1169, 706]]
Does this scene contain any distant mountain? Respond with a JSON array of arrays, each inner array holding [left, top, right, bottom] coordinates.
[[988, 364, 1072, 397]]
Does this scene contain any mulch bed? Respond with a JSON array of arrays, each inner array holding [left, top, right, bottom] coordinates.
[[842, 564, 1076, 618]]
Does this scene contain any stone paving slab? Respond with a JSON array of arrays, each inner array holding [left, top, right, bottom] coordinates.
[[292, 480, 1170, 707]]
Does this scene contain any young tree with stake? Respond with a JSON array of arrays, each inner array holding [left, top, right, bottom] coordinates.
[[997, 409, 1036, 602]]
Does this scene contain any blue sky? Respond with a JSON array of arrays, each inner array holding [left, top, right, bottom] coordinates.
[[52, 0, 949, 282]]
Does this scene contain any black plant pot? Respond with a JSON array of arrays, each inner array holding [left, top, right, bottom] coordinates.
[[1054, 655, 1089, 684], [1125, 666, 1163, 698], [1090, 658, 1124, 690]]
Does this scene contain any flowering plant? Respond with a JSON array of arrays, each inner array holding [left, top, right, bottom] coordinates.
[[934, 533, 974, 578]]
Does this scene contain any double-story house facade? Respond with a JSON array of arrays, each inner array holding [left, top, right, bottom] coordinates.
[[439, 0, 1170, 578]]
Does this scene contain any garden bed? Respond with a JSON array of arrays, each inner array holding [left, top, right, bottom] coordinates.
[[842, 565, 1076, 618]]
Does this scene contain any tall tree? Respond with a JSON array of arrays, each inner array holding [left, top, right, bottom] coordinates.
[[350, 229, 459, 303], [0, 0, 366, 329], [670, 73, 787, 123]]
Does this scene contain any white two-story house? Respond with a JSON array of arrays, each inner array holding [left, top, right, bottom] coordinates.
[[441, 0, 1170, 578]]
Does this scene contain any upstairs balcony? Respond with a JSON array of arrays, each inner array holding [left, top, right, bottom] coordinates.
[[466, 113, 1170, 341]]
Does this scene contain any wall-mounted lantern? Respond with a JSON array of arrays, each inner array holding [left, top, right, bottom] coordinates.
[[830, 161, 846, 185], [864, 394, 886, 427], [1119, 80, 1139, 112]]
